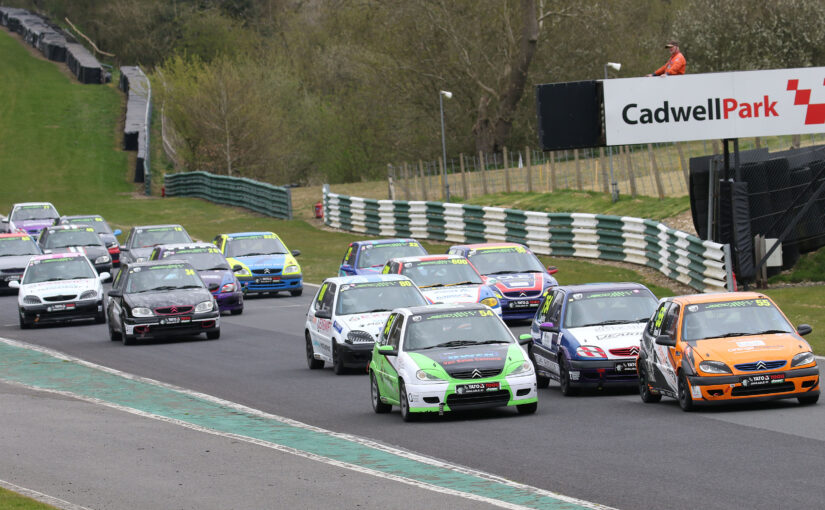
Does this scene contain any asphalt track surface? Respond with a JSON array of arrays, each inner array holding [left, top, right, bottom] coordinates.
[[1, 288, 824, 510]]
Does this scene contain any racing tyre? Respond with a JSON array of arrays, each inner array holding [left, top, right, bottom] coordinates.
[[207, 329, 221, 340], [121, 324, 134, 346], [638, 363, 662, 403], [370, 372, 391, 413], [399, 381, 417, 422], [677, 372, 694, 412], [306, 332, 324, 369], [558, 355, 578, 396], [798, 394, 819, 405], [230, 307, 243, 315], [290, 289, 303, 297], [95, 309, 106, 324], [332, 343, 346, 375], [516, 402, 538, 414], [19, 313, 31, 330], [529, 347, 550, 389], [108, 320, 121, 341]]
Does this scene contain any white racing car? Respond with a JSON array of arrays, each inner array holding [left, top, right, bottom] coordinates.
[[305, 274, 429, 374], [10, 252, 109, 329]]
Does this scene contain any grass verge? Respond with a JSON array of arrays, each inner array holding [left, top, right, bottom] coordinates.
[[0, 487, 57, 509]]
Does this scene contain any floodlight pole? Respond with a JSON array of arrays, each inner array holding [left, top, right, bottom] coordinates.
[[439, 90, 452, 202], [604, 63, 620, 202]]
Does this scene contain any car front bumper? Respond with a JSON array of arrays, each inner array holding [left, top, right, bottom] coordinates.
[[499, 298, 543, 320], [567, 358, 639, 387], [686, 366, 820, 405], [406, 373, 537, 413], [123, 312, 220, 339], [338, 342, 374, 368], [238, 275, 302, 294], [20, 300, 102, 324], [213, 290, 243, 313], [1, 273, 23, 289]]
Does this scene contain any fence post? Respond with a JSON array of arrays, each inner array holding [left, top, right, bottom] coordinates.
[[599, 147, 609, 193], [712, 140, 720, 155], [387, 164, 395, 199], [755, 137, 762, 149], [460, 153, 469, 199], [479, 151, 489, 195], [503, 147, 511, 193], [438, 157, 447, 201], [647, 143, 665, 199], [419, 160, 428, 200], [526, 146, 533, 193], [402, 162, 412, 200], [675, 142, 689, 188], [574, 149, 583, 190], [624, 146, 637, 198], [550, 151, 557, 192]]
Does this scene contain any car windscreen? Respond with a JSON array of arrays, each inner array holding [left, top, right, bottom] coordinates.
[[64, 217, 112, 234], [400, 259, 482, 287], [0, 236, 39, 256], [131, 227, 192, 249], [225, 235, 287, 257], [356, 242, 426, 269], [466, 247, 544, 274], [125, 264, 205, 293], [681, 298, 795, 342], [562, 290, 658, 328], [403, 309, 512, 351], [11, 205, 58, 222], [23, 256, 95, 284], [335, 281, 428, 315], [160, 248, 229, 271], [45, 229, 102, 249]]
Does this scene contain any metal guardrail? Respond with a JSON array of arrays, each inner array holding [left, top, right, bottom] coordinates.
[[165, 171, 292, 220], [323, 186, 731, 293]]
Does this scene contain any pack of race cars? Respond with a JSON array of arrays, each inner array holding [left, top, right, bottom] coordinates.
[[2, 201, 820, 420]]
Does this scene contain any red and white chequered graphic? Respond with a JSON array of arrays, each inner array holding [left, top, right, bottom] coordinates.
[[787, 78, 825, 125]]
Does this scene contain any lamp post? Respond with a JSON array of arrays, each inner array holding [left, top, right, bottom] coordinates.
[[604, 62, 621, 202], [439, 90, 452, 202]]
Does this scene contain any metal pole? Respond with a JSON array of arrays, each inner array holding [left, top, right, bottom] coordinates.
[[439, 93, 451, 202], [604, 64, 618, 202]]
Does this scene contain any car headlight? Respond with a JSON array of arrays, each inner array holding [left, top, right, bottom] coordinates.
[[23, 295, 41, 305], [346, 330, 374, 344], [131, 307, 153, 318], [79, 290, 97, 300], [415, 369, 445, 382], [195, 301, 214, 313], [234, 266, 251, 276], [699, 360, 732, 374], [480, 297, 499, 308], [135, 257, 147, 263], [283, 264, 301, 275], [220, 283, 237, 293], [508, 361, 534, 376], [791, 351, 816, 367], [94, 255, 111, 264]]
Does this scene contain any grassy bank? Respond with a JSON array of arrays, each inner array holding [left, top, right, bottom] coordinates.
[[0, 487, 57, 509]]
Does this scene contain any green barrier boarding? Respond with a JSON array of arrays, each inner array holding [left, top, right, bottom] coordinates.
[[165, 171, 292, 220]]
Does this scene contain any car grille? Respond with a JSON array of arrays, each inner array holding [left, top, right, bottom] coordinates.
[[154, 305, 194, 315], [446, 390, 510, 409], [503, 290, 540, 298], [1, 268, 25, 274], [252, 268, 282, 275], [734, 360, 786, 371], [43, 294, 76, 302], [731, 382, 795, 396], [610, 347, 640, 357], [447, 368, 502, 379]]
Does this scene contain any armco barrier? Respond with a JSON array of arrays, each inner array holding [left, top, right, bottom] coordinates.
[[323, 186, 732, 292], [165, 171, 292, 220]]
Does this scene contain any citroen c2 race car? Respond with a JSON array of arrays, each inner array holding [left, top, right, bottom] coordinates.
[[381, 254, 502, 316], [213, 232, 302, 296], [530, 283, 658, 394], [7, 202, 60, 235], [638, 292, 820, 410], [0, 233, 42, 291], [120, 224, 193, 264], [305, 274, 429, 374], [10, 252, 109, 329], [369, 303, 537, 421], [338, 238, 427, 276], [448, 243, 558, 320]]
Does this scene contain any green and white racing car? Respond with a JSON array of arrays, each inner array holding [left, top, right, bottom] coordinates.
[[369, 303, 538, 421]]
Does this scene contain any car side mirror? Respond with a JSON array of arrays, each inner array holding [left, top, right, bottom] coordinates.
[[797, 324, 813, 336], [232, 264, 243, 272], [291, 249, 301, 257], [655, 334, 676, 346], [518, 333, 533, 346], [114, 229, 122, 236], [120, 246, 129, 251], [376, 345, 398, 356], [43, 249, 52, 254], [546, 266, 559, 275], [8, 280, 20, 289], [107, 289, 122, 298], [539, 322, 558, 333], [315, 309, 331, 320], [99, 272, 111, 281]]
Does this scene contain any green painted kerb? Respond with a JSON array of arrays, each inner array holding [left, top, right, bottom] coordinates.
[[0, 341, 598, 510]]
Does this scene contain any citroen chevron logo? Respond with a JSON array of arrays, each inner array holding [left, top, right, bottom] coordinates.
[[756, 361, 767, 370], [471, 369, 482, 379], [170, 306, 178, 313], [629, 347, 639, 356], [264, 268, 271, 274], [519, 292, 527, 297]]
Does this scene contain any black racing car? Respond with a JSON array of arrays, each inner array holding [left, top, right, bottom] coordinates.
[[37, 224, 113, 277], [0, 233, 42, 291], [59, 215, 123, 266], [106, 260, 220, 345], [119, 224, 193, 264]]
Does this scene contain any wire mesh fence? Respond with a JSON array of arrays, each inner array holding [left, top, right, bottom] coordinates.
[[387, 134, 825, 201]]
